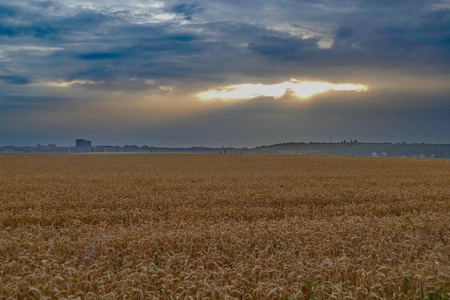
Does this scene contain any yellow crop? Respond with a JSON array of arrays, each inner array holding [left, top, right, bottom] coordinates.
[[1, 154, 449, 299]]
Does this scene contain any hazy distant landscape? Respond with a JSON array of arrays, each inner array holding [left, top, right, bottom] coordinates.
[[252, 142, 450, 158], [2, 140, 450, 159], [1, 154, 449, 298]]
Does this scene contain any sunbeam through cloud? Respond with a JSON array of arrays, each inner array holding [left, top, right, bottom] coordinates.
[[197, 80, 368, 101]]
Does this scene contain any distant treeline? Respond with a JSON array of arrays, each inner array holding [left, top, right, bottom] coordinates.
[[2, 142, 450, 158], [250, 142, 450, 158]]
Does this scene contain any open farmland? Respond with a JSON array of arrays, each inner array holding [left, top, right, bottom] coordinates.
[[0, 154, 449, 299]]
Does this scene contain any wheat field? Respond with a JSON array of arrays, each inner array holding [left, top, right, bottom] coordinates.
[[0, 154, 449, 299]]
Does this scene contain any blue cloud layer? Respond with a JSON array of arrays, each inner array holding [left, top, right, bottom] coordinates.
[[1, 0, 449, 85], [0, 0, 449, 144]]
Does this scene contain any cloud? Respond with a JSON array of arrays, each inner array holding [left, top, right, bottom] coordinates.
[[77, 52, 126, 60], [2, 45, 64, 52], [0, 6, 15, 17], [433, 0, 450, 10], [170, 2, 203, 20], [248, 35, 320, 59], [0, 75, 32, 85], [159, 86, 174, 91], [0, 25, 17, 37], [31, 80, 100, 87]]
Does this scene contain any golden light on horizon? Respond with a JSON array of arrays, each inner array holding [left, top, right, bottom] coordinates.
[[290, 81, 368, 98], [197, 82, 292, 100], [197, 80, 368, 101]]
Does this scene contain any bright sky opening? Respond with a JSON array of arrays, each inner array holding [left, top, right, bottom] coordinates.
[[197, 80, 368, 101]]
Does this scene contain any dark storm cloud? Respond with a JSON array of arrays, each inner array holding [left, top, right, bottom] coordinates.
[[0, 0, 449, 145], [1, 0, 447, 84], [0, 75, 31, 85], [246, 6, 450, 69], [332, 4, 450, 61], [171, 2, 203, 20], [0, 25, 16, 36], [0, 95, 65, 109], [0, 6, 15, 17], [248, 35, 320, 59], [77, 52, 127, 60]]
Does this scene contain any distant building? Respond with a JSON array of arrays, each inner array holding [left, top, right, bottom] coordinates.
[[75, 139, 92, 152]]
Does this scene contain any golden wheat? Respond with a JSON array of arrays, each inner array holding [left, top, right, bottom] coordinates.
[[0, 154, 449, 299]]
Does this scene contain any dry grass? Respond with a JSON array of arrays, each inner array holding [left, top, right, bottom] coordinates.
[[0, 154, 449, 299]]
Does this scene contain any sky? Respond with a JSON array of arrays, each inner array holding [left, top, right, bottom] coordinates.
[[0, 0, 449, 147]]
